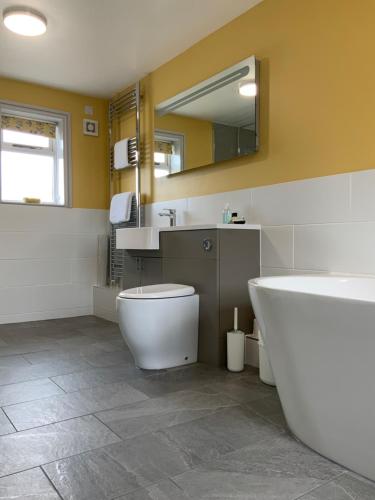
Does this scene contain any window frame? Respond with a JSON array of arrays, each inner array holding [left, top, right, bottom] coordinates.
[[0, 100, 72, 208], [154, 129, 185, 176]]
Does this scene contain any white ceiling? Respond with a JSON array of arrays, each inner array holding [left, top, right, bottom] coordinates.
[[0, 0, 262, 98]]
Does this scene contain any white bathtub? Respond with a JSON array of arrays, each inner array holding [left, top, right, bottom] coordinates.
[[248, 275, 375, 481]]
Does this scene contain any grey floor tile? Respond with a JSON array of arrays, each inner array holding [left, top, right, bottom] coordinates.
[[157, 405, 284, 466], [0, 467, 60, 499], [173, 432, 344, 500], [0, 409, 14, 436], [51, 364, 154, 393], [126, 364, 238, 398], [0, 341, 58, 358], [0, 355, 31, 369], [56, 335, 100, 349], [0, 358, 93, 386], [170, 405, 285, 452], [205, 377, 275, 404], [83, 349, 134, 368], [104, 432, 193, 488], [300, 472, 375, 499], [0, 378, 64, 406], [96, 388, 236, 440], [43, 448, 140, 500], [0, 415, 120, 477], [158, 419, 234, 466], [24, 349, 85, 365], [24, 340, 124, 365], [247, 393, 289, 429], [118, 479, 191, 500], [5, 381, 148, 430], [0, 316, 369, 500], [77, 324, 122, 340]]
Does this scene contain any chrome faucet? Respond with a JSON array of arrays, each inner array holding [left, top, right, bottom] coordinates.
[[158, 208, 177, 227]]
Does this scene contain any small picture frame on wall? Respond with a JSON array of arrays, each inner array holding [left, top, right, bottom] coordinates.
[[83, 119, 98, 136]]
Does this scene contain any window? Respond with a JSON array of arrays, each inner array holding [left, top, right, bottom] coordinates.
[[0, 102, 70, 206], [154, 131, 184, 178]]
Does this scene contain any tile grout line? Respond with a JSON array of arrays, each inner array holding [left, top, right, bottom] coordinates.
[[39, 466, 64, 499], [91, 413, 125, 442], [0, 406, 17, 433], [48, 377, 68, 394]]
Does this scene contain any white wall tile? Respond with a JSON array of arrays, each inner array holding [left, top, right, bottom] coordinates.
[[0, 205, 107, 324], [261, 267, 294, 277], [187, 188, 251, 225], [145, 198, 189, 227], [0, 284, 92, 315], [0, 260, 71, 288], [135, 169, 375, 299], [97, 234, 109, 287], [294, 222, 375, 275], [0, 233, 98, 260], [261, 226, 293, 269], [0, 205, 108, 233], [93, 285, 119, 323], [261, 267, 326, 277], [252, 174, 350, 226], [71, 259, 98, 285], [350, 169, 375, 222]]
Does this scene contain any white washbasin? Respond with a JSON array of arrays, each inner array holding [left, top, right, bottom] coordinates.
[[116, 223, 261, 250], [116, 227, 160, 250]]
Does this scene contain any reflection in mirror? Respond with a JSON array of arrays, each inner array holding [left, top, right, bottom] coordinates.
[[154, 56, 259, 177]]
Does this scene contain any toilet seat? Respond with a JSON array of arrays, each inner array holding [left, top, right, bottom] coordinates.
[[118, 283, 195, 300]]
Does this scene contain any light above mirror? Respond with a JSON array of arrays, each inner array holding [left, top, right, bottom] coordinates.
[[239, 82, 257, 97], [154, 55, 259, 177], [3, 6, 47, 36]]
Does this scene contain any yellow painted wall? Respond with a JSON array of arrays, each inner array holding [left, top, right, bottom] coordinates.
[[0, 77, 109, 209], [155, 113, 213, 170], [120, 0, 375, 203]]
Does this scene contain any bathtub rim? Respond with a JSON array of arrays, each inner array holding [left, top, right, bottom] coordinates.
[[248, 274, 375, 304]]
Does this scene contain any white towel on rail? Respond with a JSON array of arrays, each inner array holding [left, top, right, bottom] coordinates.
[[114, 138, 130, 169], [109, 192, 134, 224]]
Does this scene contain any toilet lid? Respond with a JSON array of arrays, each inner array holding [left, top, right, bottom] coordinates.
[[118, 283, 195, 299]]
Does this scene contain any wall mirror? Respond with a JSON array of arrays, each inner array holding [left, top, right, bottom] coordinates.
[[153, 55, 259, 178]]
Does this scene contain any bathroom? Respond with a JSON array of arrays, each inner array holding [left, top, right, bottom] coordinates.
[[0, 0, 375, 498]]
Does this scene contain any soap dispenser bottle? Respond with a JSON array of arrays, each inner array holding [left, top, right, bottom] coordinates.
[[222, 204, 231, 224]]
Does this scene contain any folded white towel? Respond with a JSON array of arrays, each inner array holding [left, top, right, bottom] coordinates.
[[109, 192, 134, 224], [114, 138, 130, 170]]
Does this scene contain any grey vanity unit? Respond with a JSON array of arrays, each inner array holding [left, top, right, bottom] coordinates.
[[119, 225, 260, 366]]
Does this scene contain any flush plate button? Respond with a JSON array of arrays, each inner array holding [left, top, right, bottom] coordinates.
[[202, 238, 213, 252]]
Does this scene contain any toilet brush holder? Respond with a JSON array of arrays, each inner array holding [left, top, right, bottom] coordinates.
[[227, 307, 245, 372], [227, 330, 245, 372]]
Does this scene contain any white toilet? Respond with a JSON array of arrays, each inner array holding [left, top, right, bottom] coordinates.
[[116, 283, 199, 369]]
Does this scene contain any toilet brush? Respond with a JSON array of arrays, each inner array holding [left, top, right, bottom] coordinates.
[[227, 307, 245, 372]]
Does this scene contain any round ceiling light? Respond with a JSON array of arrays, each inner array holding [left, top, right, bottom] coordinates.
[[239, 82, 257, 97], [3, 6, 47, 36]]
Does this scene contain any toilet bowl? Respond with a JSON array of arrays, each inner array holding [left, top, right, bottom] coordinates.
[[116, 283, 199, 369]]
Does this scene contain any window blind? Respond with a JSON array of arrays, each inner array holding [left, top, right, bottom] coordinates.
[[154, 140, 173, 155], [1, 115, 56, 138]]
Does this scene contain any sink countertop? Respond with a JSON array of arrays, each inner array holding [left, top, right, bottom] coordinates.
[[116, 223, 261, 250], [159, 223, 261, 231]]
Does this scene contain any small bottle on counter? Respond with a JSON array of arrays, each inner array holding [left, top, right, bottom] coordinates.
[[222, 203, 231, 224]]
